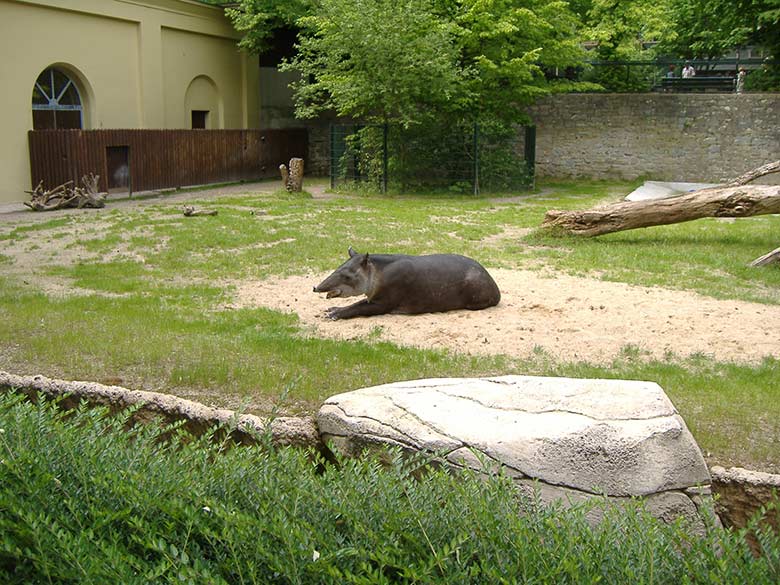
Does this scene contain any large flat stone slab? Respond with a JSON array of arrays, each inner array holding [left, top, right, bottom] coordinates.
[[624, 180, 717, 202], [318, 375, 713, 530]]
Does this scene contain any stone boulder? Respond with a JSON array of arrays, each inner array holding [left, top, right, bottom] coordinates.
[[318, 375, 715, 531]]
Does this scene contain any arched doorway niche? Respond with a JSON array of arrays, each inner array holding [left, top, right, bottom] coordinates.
[[184, 75, 223, 129]]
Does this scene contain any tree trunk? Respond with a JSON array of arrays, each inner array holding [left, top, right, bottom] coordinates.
[[541, 161, 780, 237]]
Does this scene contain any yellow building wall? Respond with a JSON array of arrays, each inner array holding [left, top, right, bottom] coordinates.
[[162, 27, 252, 130], [0, 0, 260, 204]]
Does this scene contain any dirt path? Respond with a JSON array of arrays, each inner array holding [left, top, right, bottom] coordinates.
[[234, 269, 780, 364]]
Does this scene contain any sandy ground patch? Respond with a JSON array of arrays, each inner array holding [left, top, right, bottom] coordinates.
[[234, 269, 780, 364]]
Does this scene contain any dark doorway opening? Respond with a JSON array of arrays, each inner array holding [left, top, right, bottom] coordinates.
[[191, 110, 209, 129], [106, 146, 130, 192]]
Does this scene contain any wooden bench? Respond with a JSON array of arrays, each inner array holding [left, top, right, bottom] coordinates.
[[657, 76, 735, 92]]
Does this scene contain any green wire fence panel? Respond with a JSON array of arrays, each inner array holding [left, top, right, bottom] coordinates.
[[330, 123, 535, 194]]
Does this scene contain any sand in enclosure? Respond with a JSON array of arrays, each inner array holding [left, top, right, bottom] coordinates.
[[233, 269, 780, 364]]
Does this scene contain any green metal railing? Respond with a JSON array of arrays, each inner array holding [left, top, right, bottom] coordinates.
[[568, 57, 777, 92]]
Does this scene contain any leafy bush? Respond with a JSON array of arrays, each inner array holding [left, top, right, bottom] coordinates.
[[580, 64, 656, 92], [745, 66, 780, 92], [1, 393, 779, 584]]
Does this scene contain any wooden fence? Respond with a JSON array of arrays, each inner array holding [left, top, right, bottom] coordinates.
[[28, 128, 308, 194]]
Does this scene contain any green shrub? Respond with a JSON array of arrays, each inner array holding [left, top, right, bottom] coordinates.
[[744, 66, 780, 92], [1, 393, 779, 584]]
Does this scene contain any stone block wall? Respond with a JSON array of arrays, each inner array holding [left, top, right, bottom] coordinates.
[[527, 93, 780, 183]]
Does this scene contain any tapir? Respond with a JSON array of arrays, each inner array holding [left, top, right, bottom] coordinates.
[[313, 248, 501, 320]]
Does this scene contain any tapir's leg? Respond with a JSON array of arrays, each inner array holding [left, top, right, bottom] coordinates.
[[326, 299, 391, 320]]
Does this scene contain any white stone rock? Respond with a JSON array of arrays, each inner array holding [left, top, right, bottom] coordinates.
[[318, 375, 713, 529], [625, 181, 718, 202]]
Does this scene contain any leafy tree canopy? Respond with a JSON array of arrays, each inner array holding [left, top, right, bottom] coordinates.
[[226, 0, 315, 54], [578, 0, 674, 60], [224, 0, 778, 122], [657, 0, 780, 60], [268, 0, 591, 127]]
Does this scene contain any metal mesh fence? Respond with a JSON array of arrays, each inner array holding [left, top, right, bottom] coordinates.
[[330, 123, 535, 194]]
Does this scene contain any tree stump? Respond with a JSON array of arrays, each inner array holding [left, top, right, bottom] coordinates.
[[287, 158, 304, 192], [279, 158, 304, 192]]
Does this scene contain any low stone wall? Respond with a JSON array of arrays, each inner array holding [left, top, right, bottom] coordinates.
[[2, 370, 778, 535], [0, 371, 319, 448], [527, 93, 780, 183], [711, 466, 780, 532]]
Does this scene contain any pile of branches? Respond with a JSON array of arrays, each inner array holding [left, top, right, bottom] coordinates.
[[25, 174, 107, 211]]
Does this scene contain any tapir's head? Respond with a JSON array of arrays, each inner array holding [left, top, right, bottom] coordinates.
[[313, 247, 371, 299]]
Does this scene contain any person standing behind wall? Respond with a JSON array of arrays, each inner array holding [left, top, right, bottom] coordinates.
[[682, 63, 696, 78], [736, 67, 747, 93]]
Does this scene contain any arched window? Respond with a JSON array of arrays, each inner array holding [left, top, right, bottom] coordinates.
[[32, 67, 83, 130]]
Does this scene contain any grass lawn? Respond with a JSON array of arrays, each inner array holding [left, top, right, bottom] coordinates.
[[0, 178, 778, 471]]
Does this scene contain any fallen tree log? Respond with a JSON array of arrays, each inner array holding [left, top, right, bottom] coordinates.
[[542, 185, 780, 236], [541, 161, 780, 237]]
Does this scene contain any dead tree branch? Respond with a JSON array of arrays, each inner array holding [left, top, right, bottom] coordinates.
[[24, 174, 106, 211], [750, 247, 780, 267], [182, 205, 218, 217]]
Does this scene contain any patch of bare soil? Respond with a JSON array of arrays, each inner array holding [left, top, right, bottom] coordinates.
[[233, 269, 780, 364]]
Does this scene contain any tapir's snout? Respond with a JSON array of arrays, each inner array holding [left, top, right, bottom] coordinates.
[[313, 280, 342, 298]]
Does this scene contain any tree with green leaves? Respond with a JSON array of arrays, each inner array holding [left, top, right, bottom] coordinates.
[[269, 0, 590, 127], [453, 0, 587, 123], [575, 0, 674, 91], [225, 0, 594, 192], [225, 0, 315, 55], [281, 0, 465, 127], [580, 0, 673, 61], [655, 0, 780, 89], [659, 0, 780, 61]]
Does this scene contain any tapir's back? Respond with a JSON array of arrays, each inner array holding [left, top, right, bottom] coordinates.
[[376, 253, 500, 313]]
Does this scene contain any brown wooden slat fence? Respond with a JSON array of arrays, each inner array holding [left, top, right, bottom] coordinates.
[[28, 128, 308, 194]]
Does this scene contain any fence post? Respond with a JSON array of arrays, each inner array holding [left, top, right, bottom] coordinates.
[[473, 122, 480, 196], [382, 123, 388, 194], [329, 125, 335, 190], [524, 125, 536, 189]]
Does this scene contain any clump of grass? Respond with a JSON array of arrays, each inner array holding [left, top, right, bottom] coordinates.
[[1, 393, 778, 584]]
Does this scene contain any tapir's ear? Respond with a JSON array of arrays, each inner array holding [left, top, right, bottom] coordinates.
[[348, 246, 356, 258], [362, 253, 370, 266]]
